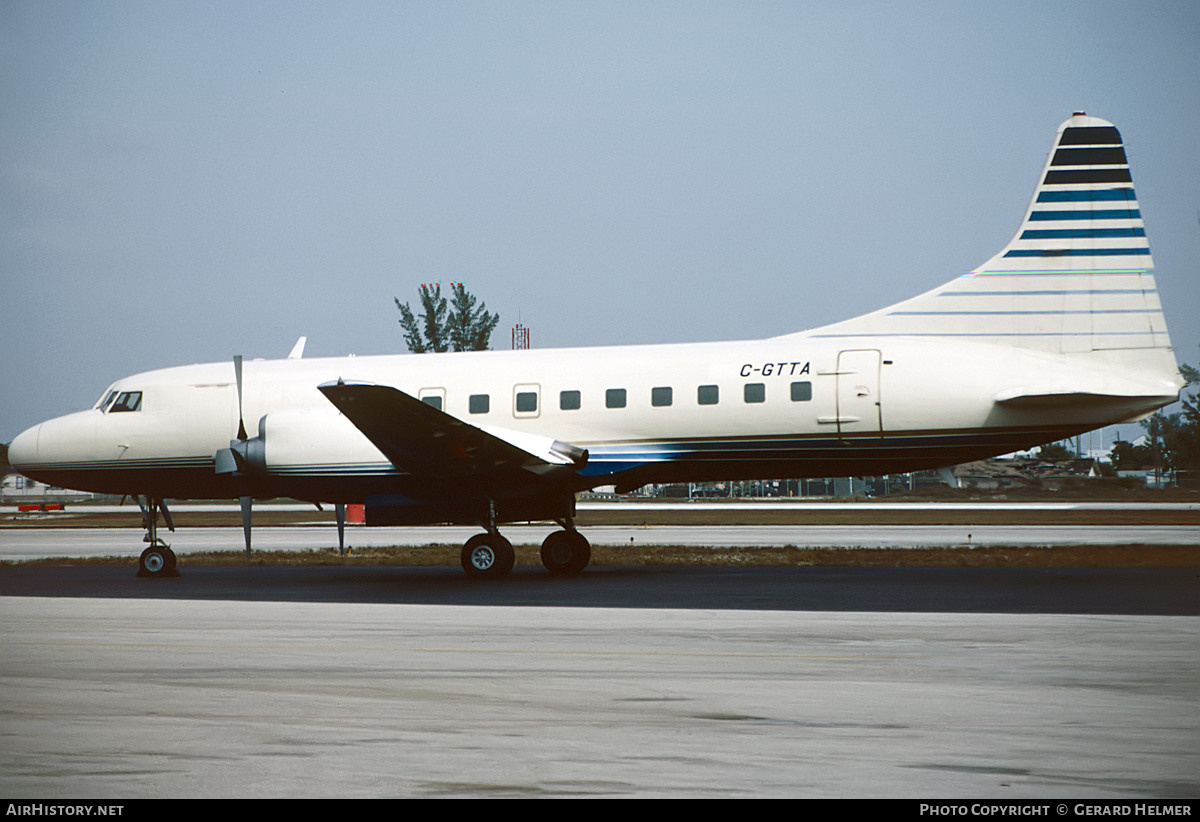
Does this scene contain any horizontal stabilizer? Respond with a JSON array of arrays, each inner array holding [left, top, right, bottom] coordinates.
[[994, 390, 1175, 408], [994, 377, 1178, 414]]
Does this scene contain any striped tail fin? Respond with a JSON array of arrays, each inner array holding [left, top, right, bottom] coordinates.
[[807, 113, 1176, 373]]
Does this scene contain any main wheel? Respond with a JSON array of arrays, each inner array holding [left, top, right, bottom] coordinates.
[[540, 529, 591, 576], [461, 533, 515, 579], [137, 544, 178, 578]]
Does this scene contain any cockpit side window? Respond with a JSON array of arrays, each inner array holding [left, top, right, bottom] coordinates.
[[109, 391, 143, 412]]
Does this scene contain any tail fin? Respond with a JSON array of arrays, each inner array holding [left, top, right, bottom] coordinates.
[[807, 113, 1176, 373]]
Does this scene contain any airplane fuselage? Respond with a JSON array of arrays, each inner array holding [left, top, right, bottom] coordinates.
[[11, 332, 1167, 508]]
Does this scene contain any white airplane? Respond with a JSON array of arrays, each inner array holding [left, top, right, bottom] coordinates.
[[9, 113, 1182, 579]]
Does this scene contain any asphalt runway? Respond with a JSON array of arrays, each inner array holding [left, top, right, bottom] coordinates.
[[2, 521, 1197, 799], [1, 564, 1198, 615]]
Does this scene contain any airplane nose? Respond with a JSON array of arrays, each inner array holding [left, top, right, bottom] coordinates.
[[8, 423, 41, 470]]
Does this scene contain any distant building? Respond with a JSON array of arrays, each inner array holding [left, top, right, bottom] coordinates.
[[1, 472, 94, 503], [952, 457, 1101, 491]]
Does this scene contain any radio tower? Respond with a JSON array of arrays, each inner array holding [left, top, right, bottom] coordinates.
[[512, 323, 530, 350]]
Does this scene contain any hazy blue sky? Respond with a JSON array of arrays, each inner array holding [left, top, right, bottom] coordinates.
[[4, 1, 1198, 445]]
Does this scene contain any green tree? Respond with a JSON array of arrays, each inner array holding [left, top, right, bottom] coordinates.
[[1139, 352, 1200, 471], [1110, 439, 1154, 470], [395, 283, 500, 353], [1035, 442, 1074, 460]]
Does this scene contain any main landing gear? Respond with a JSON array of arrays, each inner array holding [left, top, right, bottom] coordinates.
[[459, 516, 592, 580], [135, 496, 179, 578], [460, 532, 515, 579], [539, 528, 591, 576]]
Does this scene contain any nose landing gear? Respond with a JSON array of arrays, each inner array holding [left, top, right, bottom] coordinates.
[[135, 497, 179, 578]]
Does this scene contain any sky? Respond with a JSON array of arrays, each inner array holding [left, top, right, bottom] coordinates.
[[3, 1, 1198, 446]]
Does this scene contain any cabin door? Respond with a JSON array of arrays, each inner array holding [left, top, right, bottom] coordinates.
[[835, 349, 882, 440]]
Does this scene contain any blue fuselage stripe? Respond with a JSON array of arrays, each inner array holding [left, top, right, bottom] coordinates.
[[1003, 248, 1150, 258], [1020, 228, 1145, 240], [1028, 209, 1140, 221], [1036, 189, 1135, 202]]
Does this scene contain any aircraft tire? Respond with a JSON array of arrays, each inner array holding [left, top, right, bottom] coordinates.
[[461, 533, 515, 579], [540, 530, 591, 576], [137, 544, 179, 578]]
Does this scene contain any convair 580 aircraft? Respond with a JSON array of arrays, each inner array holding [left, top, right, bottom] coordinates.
[[9, 113, 1183, 578]]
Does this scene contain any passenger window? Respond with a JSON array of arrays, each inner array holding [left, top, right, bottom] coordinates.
[[513, 384, 540, 418], [697, 385, 719, 405], [560, 390, 581, 410], [744, 383, 765, 403], [791, 381, 813, 402], [469, 394, 490, 414], [515, 391, 538, 413], [606, 388, 627, 409], [421, 395, 443, 411], [651, 386, 672, 407], [109, 391, 142, 412]]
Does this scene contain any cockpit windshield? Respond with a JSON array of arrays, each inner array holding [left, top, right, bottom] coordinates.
[[95, 387, 144, 413], [110, 391, 143, 412]]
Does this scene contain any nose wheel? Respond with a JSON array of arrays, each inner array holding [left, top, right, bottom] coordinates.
[[138, 542, 179, 578]]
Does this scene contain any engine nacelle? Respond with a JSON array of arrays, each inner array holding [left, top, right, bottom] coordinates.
[[254, 406, 384, 471], [213, 405, 387, 499]]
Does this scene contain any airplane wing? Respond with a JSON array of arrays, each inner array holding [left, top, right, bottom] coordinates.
[[317, 380, 588, 482]]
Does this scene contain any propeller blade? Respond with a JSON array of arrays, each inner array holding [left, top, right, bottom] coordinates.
[[234, 355, 248, 441]]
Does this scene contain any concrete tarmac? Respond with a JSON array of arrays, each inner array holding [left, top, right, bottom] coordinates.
[[2, 514, 1197, 799], [2, 595, 1197, 799], [2, 522, 1198, 562]]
